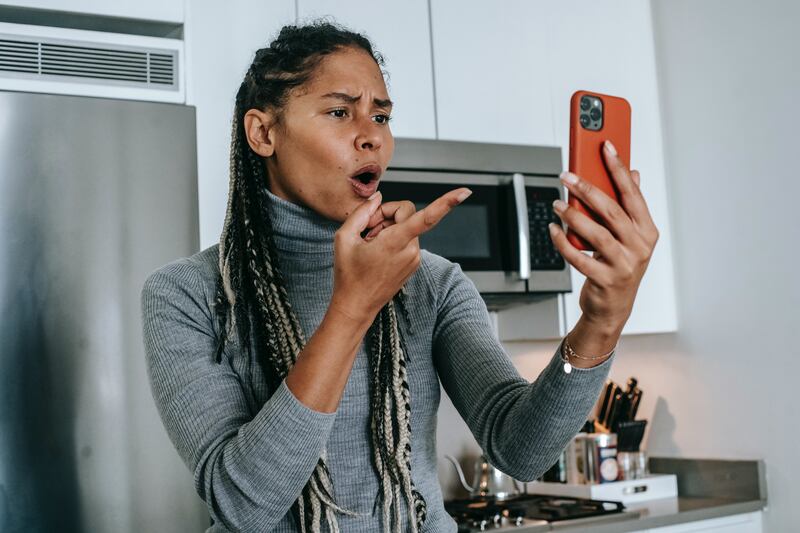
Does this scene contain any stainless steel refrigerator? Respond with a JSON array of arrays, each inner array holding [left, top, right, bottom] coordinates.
[[0, 90, 209, 532]]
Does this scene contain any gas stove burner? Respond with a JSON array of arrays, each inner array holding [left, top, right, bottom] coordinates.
[[444, 493, 627, 530], [445, 498, 529, 530]]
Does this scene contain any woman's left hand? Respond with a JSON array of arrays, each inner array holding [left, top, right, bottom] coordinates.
[[549, 140, 660, 331]]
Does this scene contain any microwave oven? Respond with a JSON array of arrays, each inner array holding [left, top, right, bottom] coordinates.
[[381, 138, 572, 311]]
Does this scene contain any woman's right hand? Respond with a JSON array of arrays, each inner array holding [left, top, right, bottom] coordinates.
[[329, 188, 472, 324]]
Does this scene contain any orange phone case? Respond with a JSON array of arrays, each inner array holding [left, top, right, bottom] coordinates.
[[567, 90, 631, 252]]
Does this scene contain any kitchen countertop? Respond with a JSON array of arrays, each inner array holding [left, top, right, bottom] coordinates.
[[512, 456, 768, 532]]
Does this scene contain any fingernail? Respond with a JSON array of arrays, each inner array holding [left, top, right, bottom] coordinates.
[[368, 191, 381, 200], [548, 222, 558, 234], [552, 199, 567, 212], [559, 171, 578, 185], [605, 140, 617, 156], [456, 189, 472, 202]]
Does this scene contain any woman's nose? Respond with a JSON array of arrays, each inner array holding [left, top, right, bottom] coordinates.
[[354, 118, 383, 151]]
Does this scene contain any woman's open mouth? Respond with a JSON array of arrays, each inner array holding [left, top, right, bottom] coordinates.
[[348, 165, 381, 198]]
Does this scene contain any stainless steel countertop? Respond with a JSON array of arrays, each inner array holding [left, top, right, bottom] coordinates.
[[550, 495, 764, 532]]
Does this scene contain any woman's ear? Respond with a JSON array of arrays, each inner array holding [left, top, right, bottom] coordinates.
[[243, 108, 278, 157]]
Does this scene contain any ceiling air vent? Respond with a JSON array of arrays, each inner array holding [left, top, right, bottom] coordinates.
[[0, 36, 176, 88]]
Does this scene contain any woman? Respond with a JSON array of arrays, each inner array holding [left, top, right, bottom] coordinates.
[[141, 21, 658, 533]]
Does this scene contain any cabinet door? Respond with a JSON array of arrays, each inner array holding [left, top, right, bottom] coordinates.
[[543, 0, 678, 335], [645, 511, 763, 532], [5, 0, 183, 22], [185, 0, 296, 249], [429, 0, 555, 145], [298, 0, 437, 140]]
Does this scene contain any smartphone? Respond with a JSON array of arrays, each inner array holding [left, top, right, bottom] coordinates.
[[567, 90, 631, 252]]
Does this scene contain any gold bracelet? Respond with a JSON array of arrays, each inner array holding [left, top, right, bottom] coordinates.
[[560, 333, 617, 374]]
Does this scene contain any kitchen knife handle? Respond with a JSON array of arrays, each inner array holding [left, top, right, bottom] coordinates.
[[601, 383, 621, 429], [605, 390, 622, 431], [616, 394, 631, 427], [596, 381, 614, 423], [630, 390, 642, 419]]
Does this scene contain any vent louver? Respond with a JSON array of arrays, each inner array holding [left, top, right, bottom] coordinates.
[[0, 34, 177, 90]]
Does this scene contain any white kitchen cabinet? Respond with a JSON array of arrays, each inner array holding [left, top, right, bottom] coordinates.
[[3, 0, 184, 22], [633, 510, 763, 533], [184, 0, 296, 249], [429, 0, 555, 146], [542, 0, 678, 335], [297, 0, 437, 140]]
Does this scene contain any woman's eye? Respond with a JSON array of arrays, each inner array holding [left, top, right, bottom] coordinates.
[[328, 109, 392, 124]]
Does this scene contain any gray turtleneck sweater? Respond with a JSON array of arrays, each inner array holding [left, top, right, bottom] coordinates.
[[140, 187, 616, 533]]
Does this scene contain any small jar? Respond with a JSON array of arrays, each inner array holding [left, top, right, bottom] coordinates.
[[617, 450, 649, 480], [575, 433, 618, 484], [617, 451, 635, 480], [634, 450, 649, 478]]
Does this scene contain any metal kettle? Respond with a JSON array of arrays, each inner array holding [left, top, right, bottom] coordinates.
[[444, 453, 523, 500]]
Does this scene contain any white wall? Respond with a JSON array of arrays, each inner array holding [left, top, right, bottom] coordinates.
[[438, 1, 799, 530], [646, 3, 798, 529], [184, 0, 296, 249]]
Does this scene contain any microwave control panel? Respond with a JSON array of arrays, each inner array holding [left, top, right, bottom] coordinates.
[[526, 186, 566, 271]]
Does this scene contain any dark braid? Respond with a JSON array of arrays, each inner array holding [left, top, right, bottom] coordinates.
[[213, 19, 426, 533]]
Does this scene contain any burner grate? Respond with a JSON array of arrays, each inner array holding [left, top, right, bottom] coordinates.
[[444, 493, 626, 525]]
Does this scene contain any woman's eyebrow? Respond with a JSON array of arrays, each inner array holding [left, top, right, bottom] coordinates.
[[320, 92, 393, 110]]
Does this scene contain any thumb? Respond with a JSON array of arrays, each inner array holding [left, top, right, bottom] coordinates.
[[339, 192, 382, 240]]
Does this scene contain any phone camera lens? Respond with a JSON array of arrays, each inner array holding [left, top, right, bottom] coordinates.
[[580, 98, 591, 111], [589, 108, 602, 121], [580, 114, 590, 127]]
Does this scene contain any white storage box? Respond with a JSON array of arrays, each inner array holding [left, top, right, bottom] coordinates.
[[527, 473, 678, 503]]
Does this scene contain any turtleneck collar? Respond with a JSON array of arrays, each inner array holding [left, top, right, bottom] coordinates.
[[264, 186, 341, 259]]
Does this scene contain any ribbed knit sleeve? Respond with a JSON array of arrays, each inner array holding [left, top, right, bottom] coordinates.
[[424, 252, 615, 482], [141, 260, 337, 533]]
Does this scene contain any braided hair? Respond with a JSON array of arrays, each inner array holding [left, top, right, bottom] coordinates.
[[212, 20, 427, 533]]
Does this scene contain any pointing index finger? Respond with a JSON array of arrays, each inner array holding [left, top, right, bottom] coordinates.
[[389, 187, 472, 242]]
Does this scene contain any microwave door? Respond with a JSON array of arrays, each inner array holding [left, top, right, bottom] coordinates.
[[378, 176, 526, 294]]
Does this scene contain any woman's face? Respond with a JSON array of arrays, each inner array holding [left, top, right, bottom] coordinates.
[[245, 46, 395, 223]]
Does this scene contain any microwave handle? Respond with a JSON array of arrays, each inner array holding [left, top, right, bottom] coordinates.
[[512, 173, 530, 280]]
